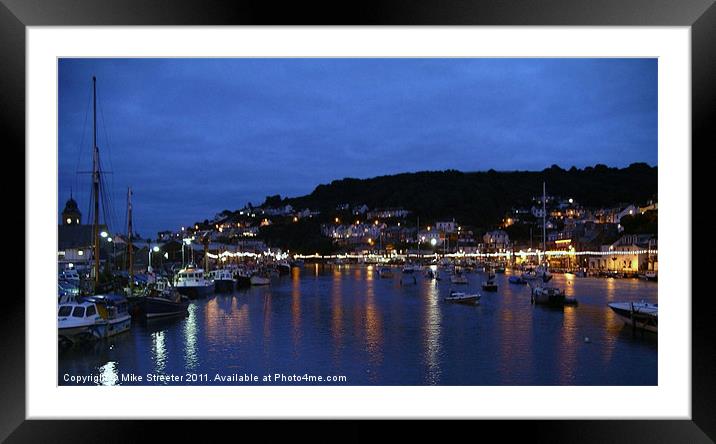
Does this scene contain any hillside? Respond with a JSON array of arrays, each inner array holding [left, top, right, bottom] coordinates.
[[278, 163, 657, 230]]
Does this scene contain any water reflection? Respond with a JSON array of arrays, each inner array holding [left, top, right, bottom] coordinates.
[[59, 267, 657, 386], [291, 269, 302, 356], [422, 281, 442, 384], [331, 266, 344, 367], [99, 361, 119, 386], [363, 268, 383, 382], [151, 331, 167, 374], [183, 304, 198, 371]]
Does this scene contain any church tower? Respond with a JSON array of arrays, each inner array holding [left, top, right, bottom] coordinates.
[[61, 194, 82, 225]]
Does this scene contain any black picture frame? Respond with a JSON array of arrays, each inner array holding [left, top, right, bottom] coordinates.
[[4, 0, 712, 441]]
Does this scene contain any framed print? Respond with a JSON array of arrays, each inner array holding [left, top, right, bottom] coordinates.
[[4, 0, 714, 441]]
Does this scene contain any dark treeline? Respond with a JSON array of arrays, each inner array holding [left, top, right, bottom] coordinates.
[[278, 163, 656, 230]]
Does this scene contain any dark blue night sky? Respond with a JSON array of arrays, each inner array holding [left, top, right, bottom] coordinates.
[[58, 58, 657, 238]]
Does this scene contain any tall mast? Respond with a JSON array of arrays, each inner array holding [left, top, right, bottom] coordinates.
[[127, 187, 134, 297], [92, 76, 101, 290], [542, 181, 546, 264]]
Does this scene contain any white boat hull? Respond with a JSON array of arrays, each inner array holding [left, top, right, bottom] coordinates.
[[250, 276, 271, 286]]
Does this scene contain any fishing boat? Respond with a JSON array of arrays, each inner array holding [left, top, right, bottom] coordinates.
[[134, 286, 189, 319], [58, 294, 131, 344], [173, 264, 215, 299], [234, 267, 252, 288], [209, 269, 235, 293], [378, 267, 394, 278], [508, 275, 527, 285], [444, 290, 481, 305], [608, 301, 657, 333], [531, 286, 566, 306]]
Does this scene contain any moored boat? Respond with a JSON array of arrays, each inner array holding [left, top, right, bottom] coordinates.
[[450, 271, 468, 285], [173, 265, 215, 299], [209, 269, 235, 293], [402, 263, 420, 274], [444, 290, 481, 304], [250, 274, 271, 286], [234, 268, 252, 288], [378, 267, 394, 278], [531, 285, 577, 306], [608, 301, 657, 333], [135, 288, 189, 319], [639, 270, 657, 281], [508, 275, 527, 285], [58, 294, 131, 344], [425, 267, 441, 280], [482, 278, 498, 292]]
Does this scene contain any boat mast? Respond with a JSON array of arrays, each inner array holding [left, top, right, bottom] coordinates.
[[92, 76, 101, 291], [127, 187, 134, 297], [542, 181, 547, 266]]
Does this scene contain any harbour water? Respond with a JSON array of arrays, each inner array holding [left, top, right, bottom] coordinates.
[[58, 264, 657, 385]]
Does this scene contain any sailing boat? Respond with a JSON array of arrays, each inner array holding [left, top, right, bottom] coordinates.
[[59, 76, 132, 344], [531, 181, 573, 306], [522, 182, 553, 284]]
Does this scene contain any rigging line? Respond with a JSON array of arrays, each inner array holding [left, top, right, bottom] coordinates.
[[98, 157, 116, 234], [97, 90, 118, 234], [73, 82, 92, 201]]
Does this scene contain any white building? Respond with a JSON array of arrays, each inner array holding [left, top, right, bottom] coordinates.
[[483, 230, 510, 250], [435, 220, 457, 233]]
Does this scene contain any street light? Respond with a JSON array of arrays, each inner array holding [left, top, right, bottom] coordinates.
[[100, 231, 108, 238], [148, 245, 160, 272]]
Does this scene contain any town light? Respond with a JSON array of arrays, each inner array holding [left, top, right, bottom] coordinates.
[[107, 237, 112, 242], [153, 246, 160, 252], [430, 238, 437, 246], [100, 231, 108, 238]]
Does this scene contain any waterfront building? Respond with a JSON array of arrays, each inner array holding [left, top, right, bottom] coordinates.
[[587, 234, 657, 275], [482, 230, 510, 251]]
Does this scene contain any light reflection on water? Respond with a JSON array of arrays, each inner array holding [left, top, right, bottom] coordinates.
[[59, 265, 657, 386], [183, 304, 198, 371]]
